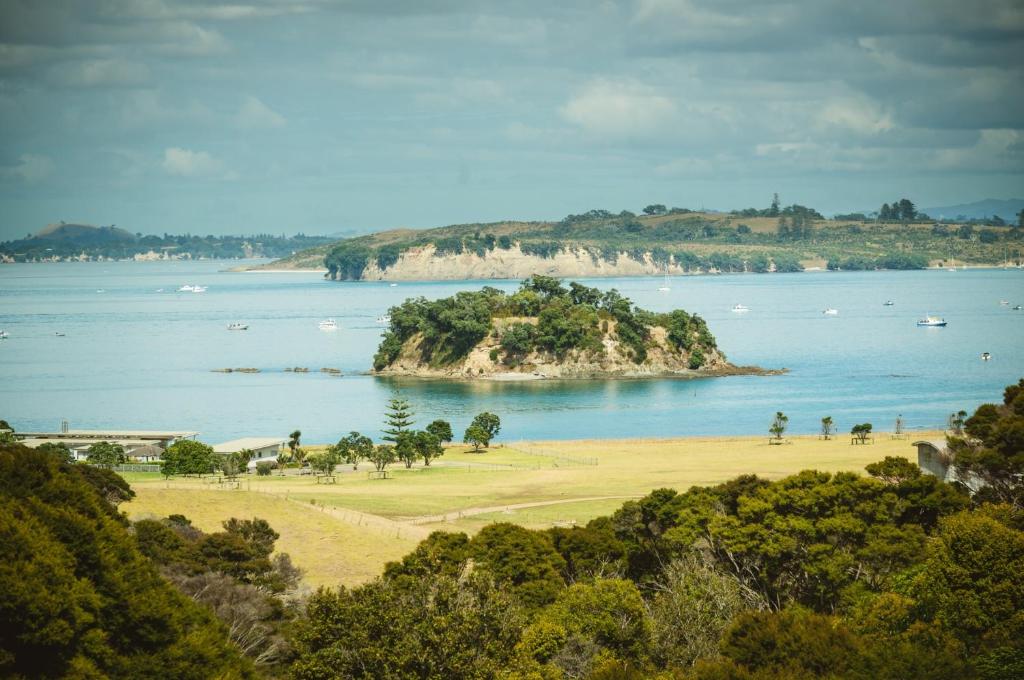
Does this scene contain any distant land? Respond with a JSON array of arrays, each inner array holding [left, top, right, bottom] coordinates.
[[0, 223, 334, 263], [920, 198, 1024, 223], [255, 199, 1023, 281]]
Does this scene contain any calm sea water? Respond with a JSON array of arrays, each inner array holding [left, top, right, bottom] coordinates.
[[1, 261, 1022, 443]]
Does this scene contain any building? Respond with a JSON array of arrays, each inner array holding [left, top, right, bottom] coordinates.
[[913, 439, 982, 491], [17, 429, 199, 462], [212, 437, 285, 470]]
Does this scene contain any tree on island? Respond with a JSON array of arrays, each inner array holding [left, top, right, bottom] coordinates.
[[383, 395, 415, 442], [426, 419, 453, 444], [769, 412, 788, 442], [333, 431, 374, 470], [643, 204, 667, 216], [161, 440, 218, 478], [851, 423, 873, 444], [368, 444, 397, 473], [86, 441, 126, 467], [821, 416, 835, 440]]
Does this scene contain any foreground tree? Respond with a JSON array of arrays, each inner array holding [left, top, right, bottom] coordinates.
[[426, 419, 453, 444], [769, 411, 788, 441], [333, 431, 373, 470], [161, 440, 218, 477], [0, 444, 252, 677], [821, 416, 835, 439], [948, 378, 1024, 507], [86, 441, 126, 467], [383, 395, 415, 442]]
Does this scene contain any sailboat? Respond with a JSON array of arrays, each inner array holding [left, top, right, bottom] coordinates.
[[657, 265, 671, 292]]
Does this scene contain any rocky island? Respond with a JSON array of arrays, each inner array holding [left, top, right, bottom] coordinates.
[[373, 276, 772, 380]]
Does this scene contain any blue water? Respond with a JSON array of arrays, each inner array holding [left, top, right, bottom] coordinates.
[[1, 261, 1022, 443]]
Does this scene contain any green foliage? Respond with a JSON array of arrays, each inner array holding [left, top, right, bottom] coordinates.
[[949, 378, 1024, 507], [367, 444, 397, 472], [86, 440, 126, 467], [464, 424, 491, 451], [851, 422, 873, 442], [469, 523, 566, 610], [426, 419, 453, 443], [382, 395, 415, 441], [323, 241, 370, 280], [36, 441, 74, 463], [374, 278, 719, 371], [290, 571, 525, 680], [333, 431, 374, 470], [256, 461, 274, 476], [0, 444, 251, 678], [307, 448, 340, 475], [769, 411, 788, 440], [161, 439, 218, 477]]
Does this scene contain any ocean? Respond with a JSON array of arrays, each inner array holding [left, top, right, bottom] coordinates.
[[1, 261, 1022, 444]]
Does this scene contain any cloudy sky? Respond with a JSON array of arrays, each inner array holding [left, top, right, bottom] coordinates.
[[1, 0, 1022, 238]]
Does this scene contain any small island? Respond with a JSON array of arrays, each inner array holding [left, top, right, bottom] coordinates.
[[373, 276, 771, 380]]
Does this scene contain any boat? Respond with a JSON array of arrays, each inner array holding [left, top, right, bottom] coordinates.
[[227, 323, 249, 331], [318, 318, 338, 331], [0, 330, 8, 340], [177, 285, 195, 292], [657, 266, 671, 292], [192, 285, 207, 293], [823, 308, 839, 316], [55, 332, 66, 337], [1014, 305, 1023, 311], [1000, 299, 1009, 305], [376, 315, 391, 325], [981, 352, 991, 361], [916, 315, 947, 327], [884, 300, 894, 306], [731, 304, 750, 313], [389, 283, 398, 287]]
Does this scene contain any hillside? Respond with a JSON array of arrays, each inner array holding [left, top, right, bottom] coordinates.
[[257, 206, 1023, 280], [922, 198, 1024, 222], [373, 276, 768, 380]]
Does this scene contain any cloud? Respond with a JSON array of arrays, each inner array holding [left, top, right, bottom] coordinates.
[[560, 79, 677, 136], [162, 147, 225, 177], [236, 95, 286, 128], [49, 58, 150, 88], [817, 96, 893, 135], [0, 153, 54, 182]]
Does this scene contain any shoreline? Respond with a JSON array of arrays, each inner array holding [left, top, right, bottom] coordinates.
[[374, 365, 783, 381]]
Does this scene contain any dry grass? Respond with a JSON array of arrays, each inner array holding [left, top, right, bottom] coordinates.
[[123, 432, 935, 587]]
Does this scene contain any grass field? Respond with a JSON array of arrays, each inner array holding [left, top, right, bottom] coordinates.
[[123, 432, 936, 588]]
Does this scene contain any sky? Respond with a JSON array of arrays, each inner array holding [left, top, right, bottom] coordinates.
[[0, 0, 1022, 239]]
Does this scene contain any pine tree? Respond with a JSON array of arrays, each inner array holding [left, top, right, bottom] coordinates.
[[383, 395, 415, 442], [768, 193, 780, 217]]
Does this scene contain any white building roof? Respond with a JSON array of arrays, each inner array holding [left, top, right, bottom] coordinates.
[[21, 437, 158, 449], [19, 430, 198, 440], [212, 437, 285, 453]]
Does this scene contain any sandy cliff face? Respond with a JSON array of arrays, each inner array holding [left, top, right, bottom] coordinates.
[[374, 320, 756, 381], [360, 245, 681, 281]]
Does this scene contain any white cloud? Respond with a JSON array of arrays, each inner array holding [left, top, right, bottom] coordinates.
[[817, 97, 894, 135], [560, 79, 677, 136], [1, 154, 54, 182], [934, 129, 1022, 171], [236, 95, 286, 128], [162, 147, 224, 177], [49, 59, 150, 88]]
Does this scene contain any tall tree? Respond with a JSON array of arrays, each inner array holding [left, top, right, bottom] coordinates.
[[821, 416, 835, 440], [287, 430, 301, 458], [769, 412, 788, 441], [471, 412, 501, 444], [897, 198, 917, 221], [768, 193, 780, 217], [383, 395, 415, 442], [161, 440, 218, 478], [426, 419, 453, 444]]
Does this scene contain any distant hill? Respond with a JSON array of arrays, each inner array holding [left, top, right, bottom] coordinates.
[[921, 198, 1024, 222], [33, 223, 137, 244]]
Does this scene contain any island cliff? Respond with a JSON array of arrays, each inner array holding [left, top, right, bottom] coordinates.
[[372, 276, 771, 380]]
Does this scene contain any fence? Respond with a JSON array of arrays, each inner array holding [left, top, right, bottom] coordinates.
[[111, 464, 161, 473], [508, 441, 598, 467]]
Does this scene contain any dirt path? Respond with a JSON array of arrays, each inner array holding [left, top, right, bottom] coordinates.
[[404, 495, 641, 525]]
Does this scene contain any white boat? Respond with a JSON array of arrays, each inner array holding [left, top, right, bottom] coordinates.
[[1014, 305, 1023, 311], [318, 318, 338, 331], [1000, 300, 1009, 305], [731, 304, 750, 313], [178, 285, 195, 292], [916, 315, 947, 327], [884, 300, 894, 306], [227, 323, 249, 331], [376, 315, 391, 325], [192, 285, 207, 293], [657, 267, 671, 292], [0, 330, 8, 340], [389, 283, 398, 287], [823, 308, 839, 316], [981, 352, 991, 361]]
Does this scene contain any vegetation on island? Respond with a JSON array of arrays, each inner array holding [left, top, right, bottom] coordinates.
[[316, 197, 1024, 280], [4, 379, 1024, 678], [373, 276, 719, 372]]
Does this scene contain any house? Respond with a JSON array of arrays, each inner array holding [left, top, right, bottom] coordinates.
[[913, 439, 983, 491], [18, 430, 198, 462], [212, 437, 285, 470]]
